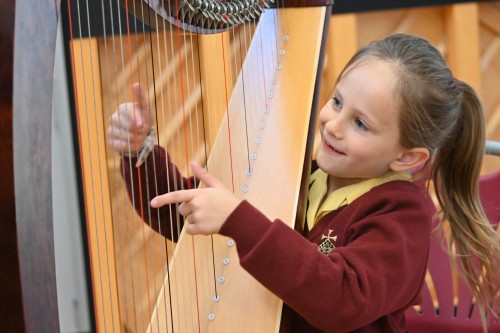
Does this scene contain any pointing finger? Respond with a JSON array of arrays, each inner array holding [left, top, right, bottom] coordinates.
[[150, 189, 197, 208]]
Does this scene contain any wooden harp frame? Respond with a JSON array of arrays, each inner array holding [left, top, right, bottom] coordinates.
[[9, 0, 332, 331]]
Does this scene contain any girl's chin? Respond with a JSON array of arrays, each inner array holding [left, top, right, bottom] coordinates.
[[316, 154, 334, 171]]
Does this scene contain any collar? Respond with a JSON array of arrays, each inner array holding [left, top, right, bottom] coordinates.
[[306, 169, 411, 230]]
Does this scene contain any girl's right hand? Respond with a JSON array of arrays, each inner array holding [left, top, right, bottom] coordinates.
[[107, 82, 153, 154]]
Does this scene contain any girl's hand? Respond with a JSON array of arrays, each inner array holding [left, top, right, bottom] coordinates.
[[107, 82, 154, 153], [150, 163, 242, 235]]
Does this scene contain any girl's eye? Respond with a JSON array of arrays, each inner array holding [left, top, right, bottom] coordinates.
[[332, 96, 341, 109], [354, 118, 369, 131]]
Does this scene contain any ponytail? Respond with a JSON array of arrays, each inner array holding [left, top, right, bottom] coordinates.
[[432, 81, 500, 327]]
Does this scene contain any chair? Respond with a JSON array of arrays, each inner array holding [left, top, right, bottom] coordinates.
[[405, 165, 500, 332]]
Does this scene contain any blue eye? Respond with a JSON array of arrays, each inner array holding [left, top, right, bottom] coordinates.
[[354, 118, 369, 131], [332, 96, 341, 109]]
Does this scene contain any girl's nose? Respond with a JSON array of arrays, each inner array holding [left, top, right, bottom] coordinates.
[[324, 115, 344, 140]]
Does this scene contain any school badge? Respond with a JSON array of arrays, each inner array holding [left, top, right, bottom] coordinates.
[[318, 229, 337, 255]]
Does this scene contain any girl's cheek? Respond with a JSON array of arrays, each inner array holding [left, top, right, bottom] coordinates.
[[319, 111, 329, 126]]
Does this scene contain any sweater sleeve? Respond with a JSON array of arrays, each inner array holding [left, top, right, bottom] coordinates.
[[121, 146, 196, 241], [219, 183, 431, 332]]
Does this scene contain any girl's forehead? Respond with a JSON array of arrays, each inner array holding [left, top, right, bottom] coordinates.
[[342, 58, 399, 79], [338, 60, 399, 94], [337, 61, 401, 125]]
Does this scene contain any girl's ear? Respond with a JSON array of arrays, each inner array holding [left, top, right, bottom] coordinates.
[[389, 147, 430, 172]]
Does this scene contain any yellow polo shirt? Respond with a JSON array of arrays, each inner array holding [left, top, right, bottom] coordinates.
[[306, 169, 412, 230]]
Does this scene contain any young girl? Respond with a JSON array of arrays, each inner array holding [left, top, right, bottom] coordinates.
[[108, 34, 500, 332]]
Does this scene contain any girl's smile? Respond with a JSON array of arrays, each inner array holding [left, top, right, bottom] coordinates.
[[323, 139, 346, 155]]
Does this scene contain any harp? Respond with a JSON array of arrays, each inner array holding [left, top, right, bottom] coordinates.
[[11, 0, 332, 331]]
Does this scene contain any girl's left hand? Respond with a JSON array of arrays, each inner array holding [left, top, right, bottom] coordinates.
[[150, 162, 242, 235]]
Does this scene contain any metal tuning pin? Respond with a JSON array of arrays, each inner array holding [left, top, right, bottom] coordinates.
[[172, 0, 271, 31]]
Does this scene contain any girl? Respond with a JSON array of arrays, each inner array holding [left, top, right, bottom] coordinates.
[[108, 34, 500, 332]]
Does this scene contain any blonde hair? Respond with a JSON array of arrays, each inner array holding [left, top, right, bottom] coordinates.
[[337, 34, 500, 329]]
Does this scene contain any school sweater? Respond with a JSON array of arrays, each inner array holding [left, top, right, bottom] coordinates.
[[122, 147, 432, 333]]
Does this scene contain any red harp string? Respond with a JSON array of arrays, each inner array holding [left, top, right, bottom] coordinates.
[[61, 0, 331, 331]]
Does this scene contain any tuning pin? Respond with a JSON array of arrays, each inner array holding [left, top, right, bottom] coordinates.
[[244, 11, 253, 21], [182, 0, 196, 13], [254, 4, 264, 14], [193, 13, 204, 27], [234, 1, 244, 12], [213, 2, 222, 14], [207, 9, 216, 20], [236, 13, 246, 24], [226, 14, 236, 25], [218, 13, 229, 24]]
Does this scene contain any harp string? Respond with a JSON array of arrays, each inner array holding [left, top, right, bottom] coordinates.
[[132, 0, 155, 329], [116, 0, 152, 329], [199, 30, 226, 321], [158, 1, 186, 329], [160, 5, 274, 329], [106, 1, 156, 331], [174, 5, 202, 330], [193, 33, 219, 309], [100, 2, 135, 331], [67, 0, 291, 330], [146, 2, 179, 332], [140, 6, 269, 330], [110, 1, 144, 329], [135, 0, 211, 329], [68, 0, 118, 330], [149, 5, 183, 331]]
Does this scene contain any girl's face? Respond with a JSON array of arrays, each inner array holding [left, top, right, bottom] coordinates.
[[317, 60, 407, 190]]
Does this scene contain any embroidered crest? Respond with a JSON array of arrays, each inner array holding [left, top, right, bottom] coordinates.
[[318, 229, 337, 255]]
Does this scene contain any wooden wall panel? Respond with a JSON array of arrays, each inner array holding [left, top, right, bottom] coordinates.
[[479, 2, 500, 172]]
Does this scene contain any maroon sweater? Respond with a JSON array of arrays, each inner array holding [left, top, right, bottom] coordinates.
[[122, 147, 432, 333]]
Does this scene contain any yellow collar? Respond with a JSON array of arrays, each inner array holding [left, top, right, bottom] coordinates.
[[306, 169, 411, 230]]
